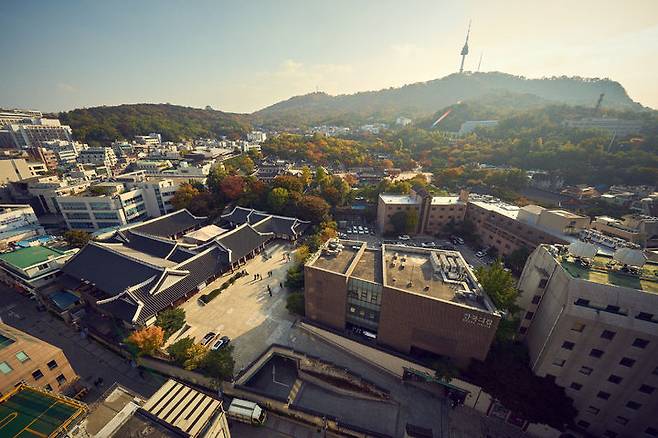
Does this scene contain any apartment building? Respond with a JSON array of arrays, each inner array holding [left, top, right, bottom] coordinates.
[[0, 110, 43, 127], [0, 323, 78, 395], [517, 244, 658, 438], [78, 147, 118, 169], [0, 204, 44, 248], [0, 158, 34, 184], [593, 215, 658, 249], [377, 187, 468, 235], [304, 240, 501, 363], [55, 177, 179, 231], [4, 117, 73, 149]]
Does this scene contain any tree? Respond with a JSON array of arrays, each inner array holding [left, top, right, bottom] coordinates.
[[155, 308, 186, 340], [219, 175, 245, 201], [171, 183, 200, 211], [267, 187, 289, 213], [433, 356, 459, 383], [475, 260, 518, 312], [505, 247, 531, 275], [405, 209, 419, 233], [182, 344, 209, 371], [390, 211, 408, 234], [273, 175, 304, 193], [285, 264, 304, 291], [167, 337, 194, 365], [286, 292, 305, 316], [296, 195, 330, 223], [466, 341, 577, 429], [200, 346, 235, 383], [63, 230, 91, 248], [126, 326, 164, 356]]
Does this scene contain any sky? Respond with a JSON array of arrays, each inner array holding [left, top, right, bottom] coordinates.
[[1, 0, 657, 113]]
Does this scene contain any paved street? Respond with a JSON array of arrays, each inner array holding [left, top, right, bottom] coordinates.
[[0, 287, 162, 402], [174, 241, 297, 370], [229, 412, 342, 438]]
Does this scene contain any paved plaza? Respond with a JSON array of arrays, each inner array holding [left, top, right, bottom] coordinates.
[[175, 241, 298, 370]]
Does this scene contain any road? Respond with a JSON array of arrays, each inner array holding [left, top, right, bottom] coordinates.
[[0, 286, 162, 402], [229, 413, 343, 438]]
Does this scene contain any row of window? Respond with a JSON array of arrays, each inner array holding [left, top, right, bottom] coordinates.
[[561, 336, 650, 351], [574, 298, 656, 322], [577, 420, 658, 437]]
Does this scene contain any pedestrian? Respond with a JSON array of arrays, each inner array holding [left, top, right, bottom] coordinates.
[[280, 282, 283, 289], [268, 289, 272, 297]]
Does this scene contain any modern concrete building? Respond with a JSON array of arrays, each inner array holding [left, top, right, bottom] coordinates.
[[0, 323, 78, 395], [0, 204, 45, 248], [0, 243, 78, 292], [304, 240, 501, 363], [517, 244, 658, 438], [4, 117, 73, 149], [78, 147, 118, 170], [593, 215, 658, 249], [0, 158, 34, 184], [377, 187, 468, 235], [564, 118, 644, 137]]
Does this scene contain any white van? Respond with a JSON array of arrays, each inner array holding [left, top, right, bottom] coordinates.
[[227, 398, 267, 426]]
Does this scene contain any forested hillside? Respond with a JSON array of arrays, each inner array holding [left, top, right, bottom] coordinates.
[[253, 72, 643, 129], [59, 103, 251, 145]]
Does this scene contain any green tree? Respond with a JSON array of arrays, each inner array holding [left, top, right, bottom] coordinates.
[[286, 292, 305, 316], [171, 183, 200, 211], [405, 208, 419, 233], [296, 195, 330, 223], [155, 308, 186, 340], [285, 264, 304, 291], [200, 346, 235, 384], [63, 230, 91, 248], [433, 356, 459, 383], [390, 211, 408, 234], [267, 187, 289, 213], [167, 337, 194, 365], [475, 260, 518, 312], [505, 247, 531, 276]]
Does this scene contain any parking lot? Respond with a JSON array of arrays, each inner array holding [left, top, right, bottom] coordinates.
[[173, 241, 298, 370]]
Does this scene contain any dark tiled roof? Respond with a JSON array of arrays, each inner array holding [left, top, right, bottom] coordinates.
[[222, 206, 309, 240], [216, 224, 271, 262], [167, 247, 196, 263], [131, 210, 205, 239], [221, 206, 253, 224], [97, 295, 140, 322], [120, 231, 177, 259], [132, 247, 228, 324], [62, 243, 162, 297]]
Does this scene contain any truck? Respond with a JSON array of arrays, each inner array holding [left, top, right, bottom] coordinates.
[[227, 398, 267, 426]]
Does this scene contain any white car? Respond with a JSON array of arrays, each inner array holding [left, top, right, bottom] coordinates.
[[398, 235, 411, 240], [476, 250, 487, 258], [421, 242, 437, 248]]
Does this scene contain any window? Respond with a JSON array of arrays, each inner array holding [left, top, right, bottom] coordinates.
[[601, 330, 616, 340], [552, 359, 566, 367], [615, 416, 629, 425], [56, 374, 67, 386], [571, 322, 586, 332], [606, 305, 621, 313], [562, 341, 575, 350], [518, 326, 527, 334], [0, 362, 12, 374], [590, 349, 604, 358], [619, 357, 635, 367], [638, 384, 655, 395], [597, 391, 610, 400], [15, 351, 29, 363], [570, 382, 583, 391], [44, 384, 53, 392], [633, 338, 649, 349], [646, 427, 658, 437], [603, 431, 617, 438], [525, 311, 534, 320], [31, 369, 44, 381], [636, 312, 654, 321], [0, 334, 15, 350], [575, 298, 590, 306], [538, 278, 548, 289], [46, 360, 58, 370], [585, 406, 600, 415], [531, 295, 541, 304], [625, 400, 641, 410], [608, 374, 623, 384], [576, 420, 590, 429], [654, 366, 658, 376], [579, 366, 593, 376]]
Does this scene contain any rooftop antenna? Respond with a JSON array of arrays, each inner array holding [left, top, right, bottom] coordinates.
[[459, 20, 471, 74], [477, 52, 483, 72]]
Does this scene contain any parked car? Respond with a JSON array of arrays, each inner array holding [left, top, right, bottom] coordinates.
[[421, 241, 437, 248], [398, 235, 411, 240], [475, 250, 487, 258], [201, 332, 217, 346], [211, 335, 230, 351]]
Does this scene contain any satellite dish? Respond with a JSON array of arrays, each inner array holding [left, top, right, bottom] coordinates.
[[613, 248, 647, 268], [568, 241, 598, 259]]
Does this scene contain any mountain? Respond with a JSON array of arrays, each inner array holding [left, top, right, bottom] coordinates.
[[59, 103, 251, 145], [252, 72, 644, 128]]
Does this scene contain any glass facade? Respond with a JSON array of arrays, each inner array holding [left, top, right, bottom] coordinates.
[[346, 278, 382, 331]]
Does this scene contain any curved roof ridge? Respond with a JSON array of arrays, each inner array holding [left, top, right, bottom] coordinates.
[[92, 241, 167, 271]]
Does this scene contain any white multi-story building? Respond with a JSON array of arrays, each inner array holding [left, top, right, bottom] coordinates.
[[0, 204, 44, 247], [55, 177, 179, 231], [396, 116, 412, 126], [78, 147, 118, 169], [0, 110, 43, 127], [517, 244, 658, 438], [4, 118, 73, 149], [135, 133, 162, 146], [134, 160, 173, 175], [247, 130, 267, 143], [564, 118, 644, 137]]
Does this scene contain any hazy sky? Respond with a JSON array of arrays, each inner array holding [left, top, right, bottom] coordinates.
[[1, 0, 657, 113]]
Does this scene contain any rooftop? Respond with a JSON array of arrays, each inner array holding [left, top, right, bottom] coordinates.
[[469, 197, 520, 219], [311, 241, 364, 274], [379, 194, 418, 205], [559, 253, 658, 294], [352, 249, 383, 283], [430, 196, 462, 205], [0, 384, 87, 438], [0, 245, 68, 269]]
